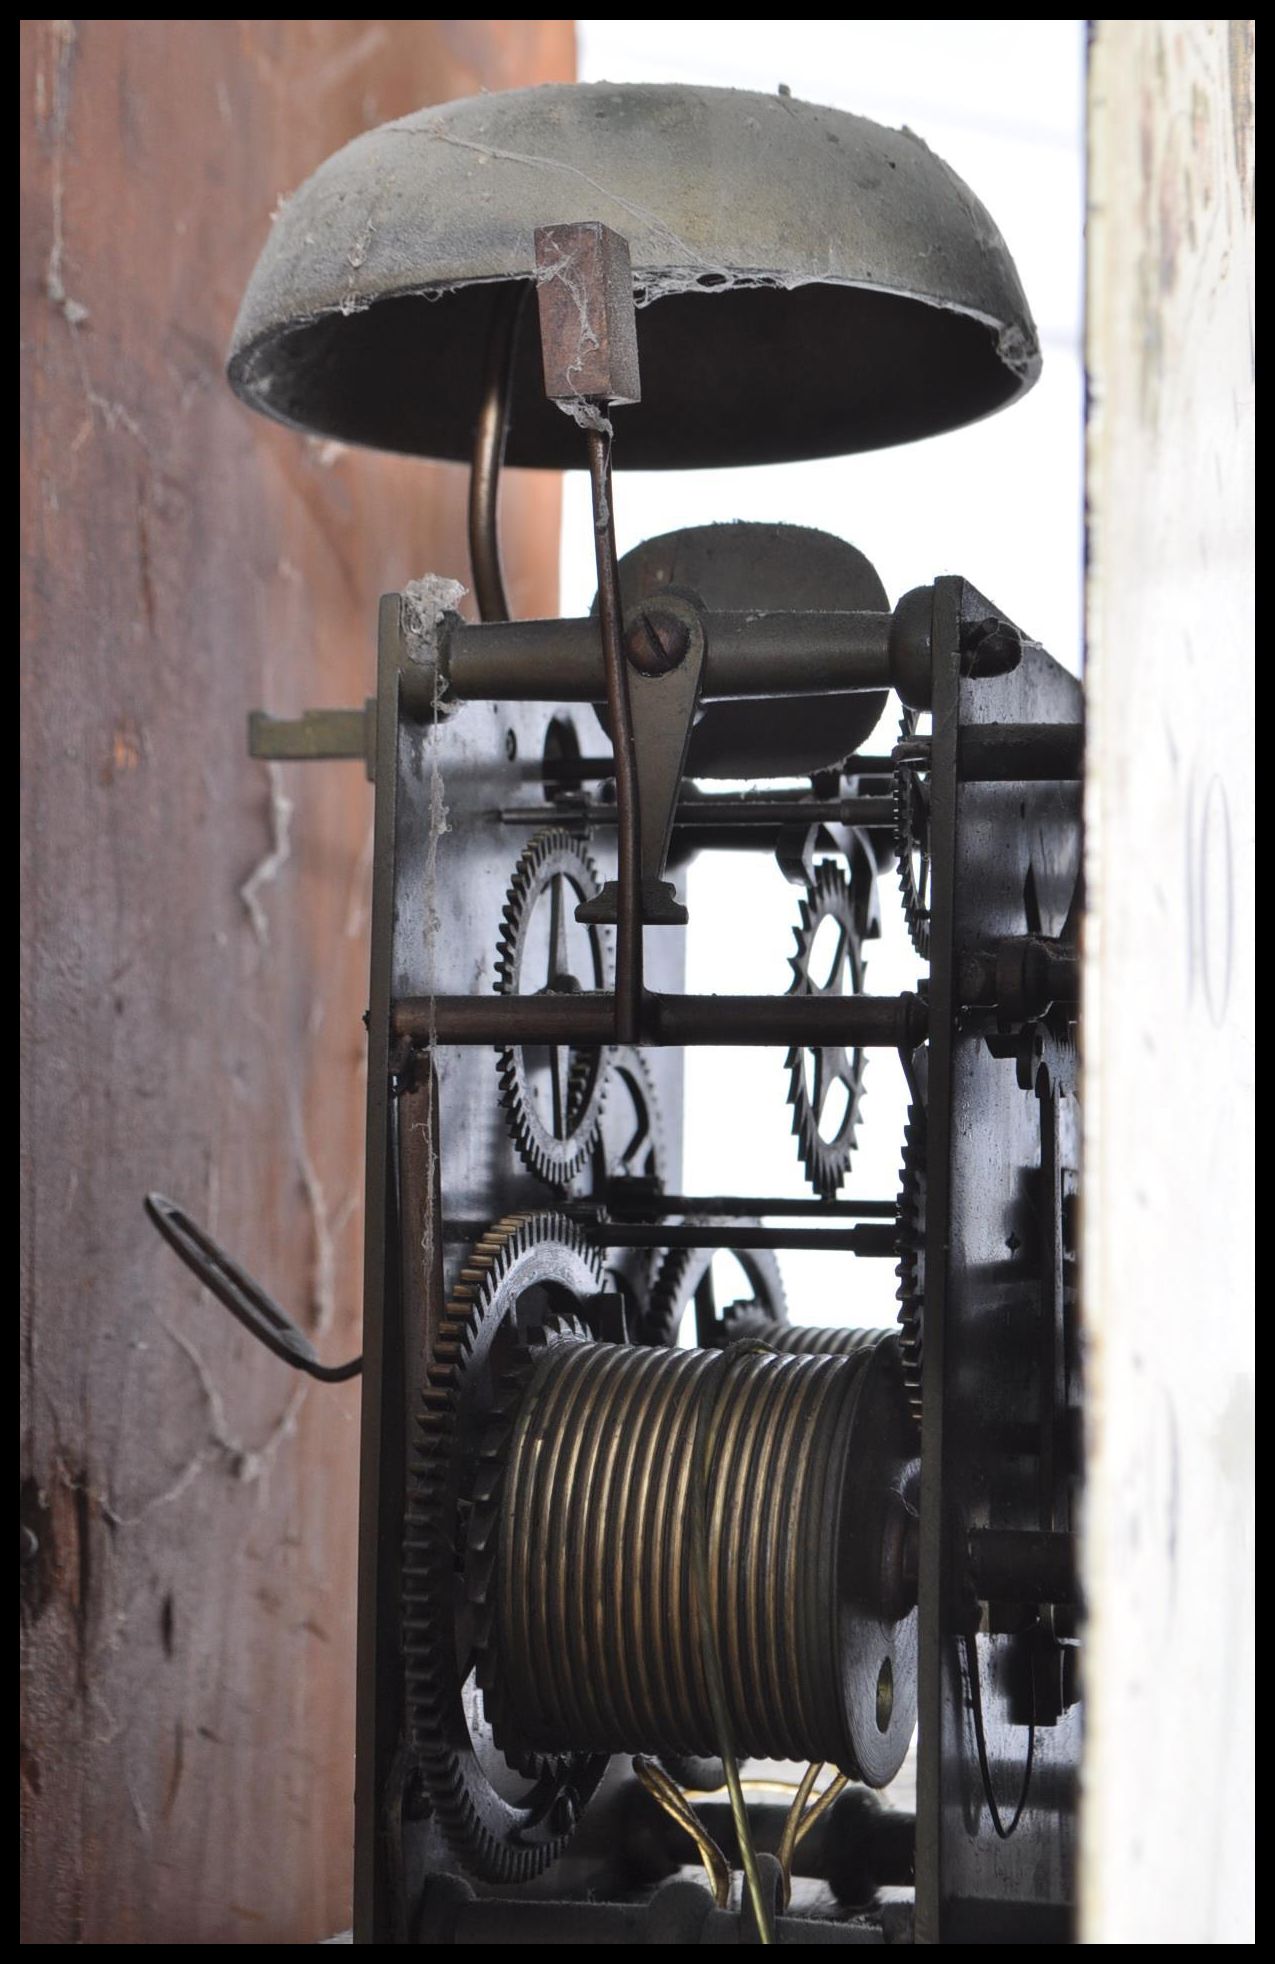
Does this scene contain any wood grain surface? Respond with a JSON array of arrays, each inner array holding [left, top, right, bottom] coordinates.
[[20, 19, 573, 1944], [1083, 19, 1254, 1945]]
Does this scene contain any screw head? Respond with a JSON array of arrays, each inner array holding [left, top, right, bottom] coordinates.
[[624, 604, 691, 676], [960, 616, 1023, 677]]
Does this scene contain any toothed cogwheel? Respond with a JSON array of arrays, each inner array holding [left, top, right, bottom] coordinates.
[[784, 859, 870, 1199], [641, 1234, 787, 1348], [495, 830, 611, 1188], [893, 767, 932, 960], [893, 705, 932, 960], [402, 1212, 608, 1883], [894, 1108, 926, 1428]]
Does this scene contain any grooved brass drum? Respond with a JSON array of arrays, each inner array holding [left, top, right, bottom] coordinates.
[[474, 1329, 919, 1786]]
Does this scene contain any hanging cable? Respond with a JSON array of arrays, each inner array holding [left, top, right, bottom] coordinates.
[[963, 1628, 1036, 1839], [775, 1764, 851, 1905], [633, 1757, 731, 1907], [689, 1340, 777, 1943]]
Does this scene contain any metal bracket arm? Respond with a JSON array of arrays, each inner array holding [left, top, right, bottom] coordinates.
[[248, 702, 377, 779]]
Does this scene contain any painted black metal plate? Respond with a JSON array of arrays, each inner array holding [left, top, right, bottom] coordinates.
[[915, 580, 1083, 1944], [355, 601, 684, 1939]]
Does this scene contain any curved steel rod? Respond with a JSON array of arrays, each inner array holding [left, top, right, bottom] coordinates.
[[689, 1340, 776, 1943], [144, 1193, 362, 1382], [586, 429, 643, 1039], [468, 283, 527, 623]]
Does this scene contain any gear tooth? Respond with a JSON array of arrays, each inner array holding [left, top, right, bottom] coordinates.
[[894, 759, 932, 959], [783, 863, 869, 1196], [402, 1211, 605, 1880], [642, 1229, 784, 1348], [494, 832, 610, 1187], [467, 1526, 496, 1573], [892, 1101, 926, 1426]]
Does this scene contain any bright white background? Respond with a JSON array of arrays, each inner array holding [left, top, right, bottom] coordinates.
[[561, 20, 1086, 1326]]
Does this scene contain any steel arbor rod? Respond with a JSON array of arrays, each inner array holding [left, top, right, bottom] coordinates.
[[499, 796, 895, 829], [602, 1191, 897, 1220], [444, 609, 895, 704], [591, 1223, 897, 1255], [391, 991, 927, 1050]]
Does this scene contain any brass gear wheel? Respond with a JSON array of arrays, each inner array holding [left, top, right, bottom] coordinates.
[[894, 1108, 926, 1428], [893, 706, 932, 960], [893, 767, 932, 960], [402, 1213, 609, 1883], [495, 830, 611, 1188], [640, 1233, 787, 1348], [593, 1043, 664, 1188], [784, 858, 871, 1198]]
